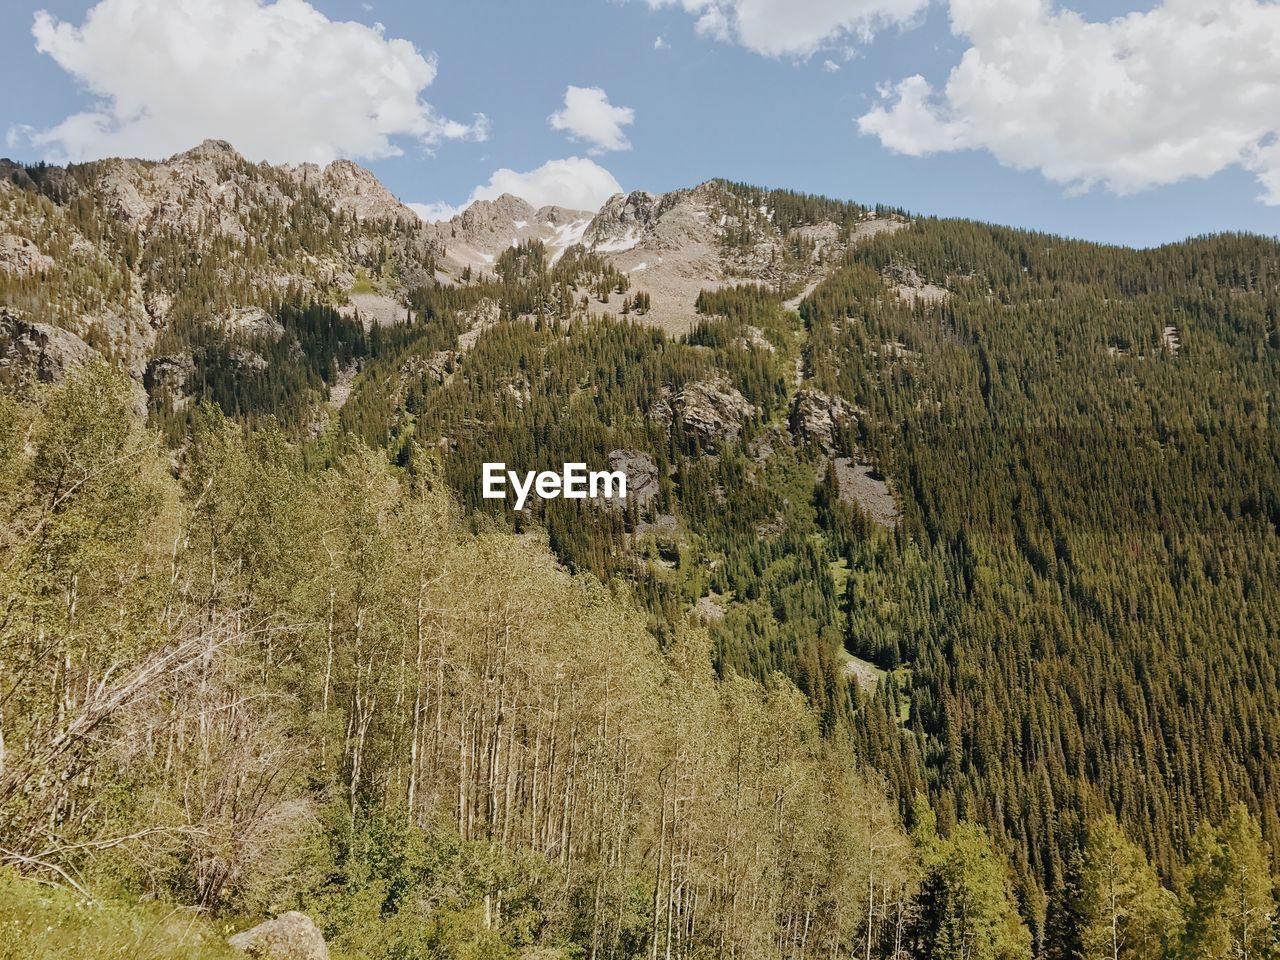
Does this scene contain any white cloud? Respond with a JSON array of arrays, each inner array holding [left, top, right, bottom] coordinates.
[[655, 35, 670, 49], [21, 0, 488, 164], [408, 201, 463, 223], [412, 157, 624, 221], [822, 59, 840, 72], [549, 86, 635, 154], [859, 0, 1280, 204], [641, 0, 929, 58]]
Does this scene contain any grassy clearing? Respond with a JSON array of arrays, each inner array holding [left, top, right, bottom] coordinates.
[[0, 871, 236, 960]]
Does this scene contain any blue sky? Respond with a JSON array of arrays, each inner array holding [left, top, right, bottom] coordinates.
[[3, 0, 1279, 248]]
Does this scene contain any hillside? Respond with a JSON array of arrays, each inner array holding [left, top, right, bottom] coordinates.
[[1, 145, 1279, 960]]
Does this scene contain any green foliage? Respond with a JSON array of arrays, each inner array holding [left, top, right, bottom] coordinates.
[[913, 822, 1033, 960], [799, 220, 1280, 915], [0, 870, 236, 960], [302, 809, 560, 960], [0, 367, 918, 960], [1078, 817, 1179, 960], [1182, 806, 1277, 960]]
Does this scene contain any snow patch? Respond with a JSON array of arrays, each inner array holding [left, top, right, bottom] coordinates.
[[547, 218, 591, 264], [593, 228, 641, 253]]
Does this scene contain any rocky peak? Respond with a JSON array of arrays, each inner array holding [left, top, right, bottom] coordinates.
[[458, 194, 538, 230], [315, 158, 414, 223], [535, 204, 588, 226], [583, 191, 660, 250], [432, 195, 597, 271], [583, 186, 722, 255], [172, 139, 243, 164]]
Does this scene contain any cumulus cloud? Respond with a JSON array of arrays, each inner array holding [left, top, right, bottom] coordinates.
[[21, 0, 488, 164], [859, 0, 1280, 203], [411, 157, 624, 221], [549, 86, 635, 154], [641, 0, 928, 58], [408, 201, 464, 223]]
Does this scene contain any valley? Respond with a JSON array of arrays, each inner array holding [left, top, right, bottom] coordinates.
[[2, 143, 1279, 960]]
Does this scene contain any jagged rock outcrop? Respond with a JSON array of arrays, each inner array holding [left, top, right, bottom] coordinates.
[[91, 140, 423, 233], [584, 183, 722, 254], [652, 376, 758, 450], [228, 912, 329, 960], [221, 306, 285, 340], [312, 158, 418, 223], [431, 194, 595, 272], [583, 191, 663, 251], [0, 140, 447, 382], [0, 234, 54, 273], [789, 389, 859, 452], [606, 449, 661, 511], [453, 194, 537, 236], [144, 354, 194, 396], [0, 307, 100, 386]]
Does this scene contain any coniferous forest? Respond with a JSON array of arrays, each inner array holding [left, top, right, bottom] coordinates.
[[1, 166, 1279, 960]]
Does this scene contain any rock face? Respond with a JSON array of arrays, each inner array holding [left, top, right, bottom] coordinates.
[[313, 159, 417, 224], [228, 912, 329, 960], [431, 194, 595, 273], [0, 308, 100, 386], [789, 389, 859, 452], [653, 377, 758, 450], [606, 449, 661, 511], [92, 140, 423, 234], [0, 234, 54, 274], [583, 190, 666, 252], [0, 139, 447, 379], [222, 307, 285, 340], [144, 354, 194, 396]]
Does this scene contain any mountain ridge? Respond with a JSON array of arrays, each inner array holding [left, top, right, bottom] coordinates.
[[1, 140, 903, 386]]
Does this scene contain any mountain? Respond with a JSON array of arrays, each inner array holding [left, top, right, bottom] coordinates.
[[0, 140, 444, 381], [0, 143, 899, 385], [3, 143, 1280, 960], [429, 193, 596, 270], [428, 179, 905, 332]]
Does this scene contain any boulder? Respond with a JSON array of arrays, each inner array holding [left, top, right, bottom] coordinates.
[[228, 911, 328, 960]]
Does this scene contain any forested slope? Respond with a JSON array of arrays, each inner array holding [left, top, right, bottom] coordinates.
[[1, 162, 1278, 960]]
